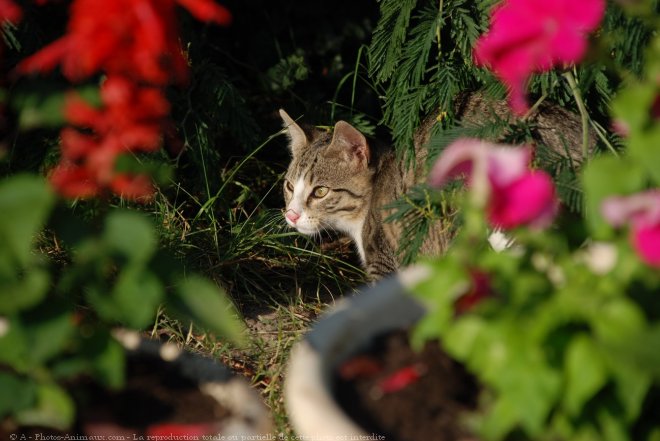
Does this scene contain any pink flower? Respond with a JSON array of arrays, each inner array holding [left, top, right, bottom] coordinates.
[[474, 0, 605, 115], [601, 190, 660, 267], [429, 138, 558, 229]]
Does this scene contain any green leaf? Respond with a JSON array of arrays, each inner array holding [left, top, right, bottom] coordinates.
[[15, 383, 75, 431], [479, 395, 520, 441], [598, 408, 630, 441], [22, 303, 75, 365], [601, 324, 657, 421], [0, 269, 50, 314], [51, 330, 125, 390], [0, 372, 36, 417], [591, 298, 646, 347], [87, 268, 163, 329], [610, 82, 655, 134], [173, 275, 243, 343], [103, 210, 157, 264], [443, 315, 485, 360], [476, 323, 562, 438], [627, 126, 660, 186], [10, 81, 100, 130], [92, 336, 125, 389], [563, 335, 608, 417], [581, 156, 646, 237], [111, 268, 163, 328], [0, 175, 55, 267], [0, 318, 28, 369]]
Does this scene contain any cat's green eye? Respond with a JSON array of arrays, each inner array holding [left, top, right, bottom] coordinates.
[[285, 181, 294, 192], [312, 186, 329, 198]]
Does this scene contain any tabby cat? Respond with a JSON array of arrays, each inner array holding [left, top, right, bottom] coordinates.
[[280, 109, 446, 281], [280, 93, 590, 281]]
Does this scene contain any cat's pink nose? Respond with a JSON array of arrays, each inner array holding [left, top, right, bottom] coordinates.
[[286, 210, 300, 224]]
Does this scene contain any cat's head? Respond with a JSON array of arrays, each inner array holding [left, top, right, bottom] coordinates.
[[280, 109, 374, 239]]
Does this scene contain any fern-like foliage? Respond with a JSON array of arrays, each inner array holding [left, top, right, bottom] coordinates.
[[369, 0, 657, 158], [368, 0, 419, 85], [385, 184, 460, 265], [369, 0, 495, 155], [367, 0, 658, 263]]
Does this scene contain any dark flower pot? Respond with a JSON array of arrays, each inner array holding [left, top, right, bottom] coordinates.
[[83, 332, 273, 438], [285, 266, 473, 438], [3, 333, 272, 439]]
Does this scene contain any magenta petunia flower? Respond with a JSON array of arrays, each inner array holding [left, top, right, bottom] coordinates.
[[474, 0, 605, 115], [429, 138, 558, 229], [601, 190, 660, 267]]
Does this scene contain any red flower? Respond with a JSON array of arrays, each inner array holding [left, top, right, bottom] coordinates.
[[54, 76, 168, 199], [49, 165, 100, 199], [429, 138, 558, 230], [601, 190, 660, 268], [176, 0, 232, 24], [455, 270, 493, 314], [18, 0, 230, 84], [474, 0, 605, 115], [0, 0, 21, 23], [14, 0, 230, 200]]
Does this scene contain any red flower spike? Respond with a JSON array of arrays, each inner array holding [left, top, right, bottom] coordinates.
[[338, 355, 382, 380], [0, 0, 22, 23], [60, 128, 98, 160], [15, 0, 229, 201], [110, 174, 155, 202], [176, 0, 232, 25], [375, 364, 427, 396], [64, 95, 104, 129], [16, 0, 210, 85], [50, 165, 101, 199]]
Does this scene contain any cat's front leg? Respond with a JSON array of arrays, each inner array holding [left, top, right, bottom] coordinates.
[[365, 256, 398, 281], [363, 230, 398, 281]]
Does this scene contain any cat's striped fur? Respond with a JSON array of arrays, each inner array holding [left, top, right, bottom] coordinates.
[[280, 91, 591, 280], [280, 109, 448, 281]]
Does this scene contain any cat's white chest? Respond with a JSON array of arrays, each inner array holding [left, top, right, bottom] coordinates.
[[333, 218, 366, 264]]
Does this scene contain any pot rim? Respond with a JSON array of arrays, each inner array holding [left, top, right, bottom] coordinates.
[[284, 265, 432, 437]]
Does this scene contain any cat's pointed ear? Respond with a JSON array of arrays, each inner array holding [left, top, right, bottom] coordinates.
[[331, 121, 370, 167], [279, 109, 308, 156]]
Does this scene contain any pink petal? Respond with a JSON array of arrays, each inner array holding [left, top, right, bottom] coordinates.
[[428, 138, 485, 188], [550, 30, 587, 64], [473, 0, 604, 116], [488, 171, 557, 229], [486, 145, 533, 188], [429, 139, 532, 189], [601, 191, 660, 228], [568, 0, 606, 31], [632, 224, 660, 268]]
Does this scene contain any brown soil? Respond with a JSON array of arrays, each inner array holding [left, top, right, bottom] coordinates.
[[78, 349, 231, 433], [333, 330, 480, 441], [0, 348, 232, 439]]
